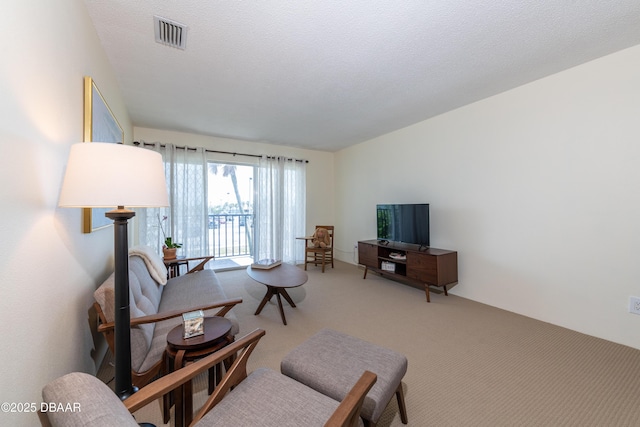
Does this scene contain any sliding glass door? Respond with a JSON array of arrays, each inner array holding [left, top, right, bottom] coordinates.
[[208, 162, 255, 265], [137, 145, 305, 269]]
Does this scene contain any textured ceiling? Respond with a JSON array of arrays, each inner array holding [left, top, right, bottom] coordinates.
[[84, 1, 640, 152]]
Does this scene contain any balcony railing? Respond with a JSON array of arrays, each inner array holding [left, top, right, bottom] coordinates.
[[208, 214, 253, 258]]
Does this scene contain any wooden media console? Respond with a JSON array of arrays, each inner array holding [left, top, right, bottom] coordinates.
[[358, 239, 458, 302]]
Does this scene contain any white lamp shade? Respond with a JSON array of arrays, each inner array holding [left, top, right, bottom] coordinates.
[[59, 143, 169, 208]]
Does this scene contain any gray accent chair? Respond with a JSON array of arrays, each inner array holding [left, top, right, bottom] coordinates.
[[39, 329, 377, 427], [281, 328, 408, 426]]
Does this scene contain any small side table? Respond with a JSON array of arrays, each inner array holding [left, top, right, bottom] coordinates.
[[163, 255, 214, 278], [165, 316, 233, 427]]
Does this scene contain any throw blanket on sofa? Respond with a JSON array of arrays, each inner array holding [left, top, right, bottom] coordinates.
[[129, 245, 168, 285]]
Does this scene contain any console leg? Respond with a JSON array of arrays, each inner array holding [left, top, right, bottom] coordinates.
[[363, 266, 368, 279], [425, 285, 431, 303]]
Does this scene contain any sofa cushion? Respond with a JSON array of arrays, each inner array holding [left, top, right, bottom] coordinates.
[[93, 255, 164, 326], [196, 368, 359, 427], [129, 255, 164, 310], [129, 245, 168, 285], [94, 255, 164, 372], [138, 269, 239, 373], [42, 372, 138, 427]]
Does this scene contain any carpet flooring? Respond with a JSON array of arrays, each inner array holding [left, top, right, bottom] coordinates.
[[103, 260, 640, 426]]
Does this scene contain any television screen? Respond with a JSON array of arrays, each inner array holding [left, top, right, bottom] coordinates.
[[377, 204, 430, 246]]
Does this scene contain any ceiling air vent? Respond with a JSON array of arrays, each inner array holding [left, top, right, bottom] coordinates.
[[154, 16, 187, 50]]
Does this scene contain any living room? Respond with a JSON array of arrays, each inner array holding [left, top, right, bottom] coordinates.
[[3, 1, 640, 426]]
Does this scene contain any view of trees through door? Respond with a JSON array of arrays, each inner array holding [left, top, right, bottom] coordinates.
[[207, 162, 255, 265]]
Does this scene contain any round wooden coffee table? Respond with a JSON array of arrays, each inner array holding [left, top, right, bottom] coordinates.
[[166, 316, 233, 427], [247, 263, 308, 325]]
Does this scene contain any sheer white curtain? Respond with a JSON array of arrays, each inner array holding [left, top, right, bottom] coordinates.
[[254, 156, 306, 264], [138, 142, 209, 257]]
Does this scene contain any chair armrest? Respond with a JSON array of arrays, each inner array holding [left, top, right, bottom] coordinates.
[[124, 328, 266, 414], [97, 297, 242, 333], [324, 370, 377, 427], [162, 255, 214, 264], [182, 255, 214, 274], [163, 256, 214, 277]]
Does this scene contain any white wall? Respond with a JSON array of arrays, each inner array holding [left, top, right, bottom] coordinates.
[[133, 127, 335, 236], [0, 1, 131, 425], [335, 44, 640, 349]]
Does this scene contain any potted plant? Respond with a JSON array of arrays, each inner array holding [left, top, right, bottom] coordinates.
[[158, 214, 182, 260], [162, 237, 182, 260]]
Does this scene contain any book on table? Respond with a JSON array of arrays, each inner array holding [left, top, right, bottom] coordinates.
[[251, 259, 282, 269]]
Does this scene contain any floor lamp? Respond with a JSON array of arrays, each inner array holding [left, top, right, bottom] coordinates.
[[59, 143, 168, 400]]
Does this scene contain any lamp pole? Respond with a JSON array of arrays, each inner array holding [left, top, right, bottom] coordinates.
[[106, 207, 137, 400]]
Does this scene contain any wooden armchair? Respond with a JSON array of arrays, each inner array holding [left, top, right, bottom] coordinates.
[[94, 253, 242, 390], [40, 329, 377, 427], [304, 225, 335, 272]]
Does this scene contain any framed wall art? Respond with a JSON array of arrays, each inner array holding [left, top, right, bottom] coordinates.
[[82, 76, 124, 233]]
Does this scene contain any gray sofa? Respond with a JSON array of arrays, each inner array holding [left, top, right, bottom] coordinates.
[[93, 248, 241, 387]]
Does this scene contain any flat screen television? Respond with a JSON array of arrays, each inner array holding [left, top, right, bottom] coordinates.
[[377, 204, 430, 247]]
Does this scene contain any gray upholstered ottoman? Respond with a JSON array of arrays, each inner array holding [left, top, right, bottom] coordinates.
[[281, 328, 408, 427]]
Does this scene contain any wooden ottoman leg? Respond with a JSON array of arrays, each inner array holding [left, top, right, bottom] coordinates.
[[396, 383, 408, 424]]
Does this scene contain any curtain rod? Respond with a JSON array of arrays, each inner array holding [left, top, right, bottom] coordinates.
[[133, 141, 309, 163]]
